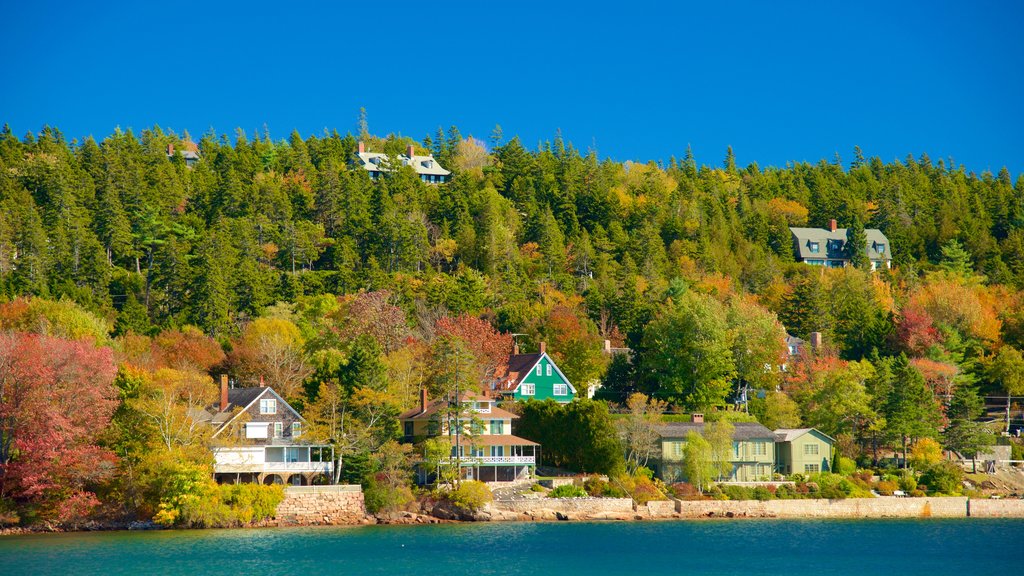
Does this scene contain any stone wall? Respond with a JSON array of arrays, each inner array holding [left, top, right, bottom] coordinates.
[[968, 498, 1024, 517], [489, 497, 634, 520], [640, 500, 677, 518], [275, 486, 366, 525], [673, 497, 981, 519]]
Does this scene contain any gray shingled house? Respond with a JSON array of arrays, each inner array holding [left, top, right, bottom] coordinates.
[[789, 219, 891, 270]]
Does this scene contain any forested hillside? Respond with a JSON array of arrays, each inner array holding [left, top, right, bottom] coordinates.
[[2, 122, 1024, 522]]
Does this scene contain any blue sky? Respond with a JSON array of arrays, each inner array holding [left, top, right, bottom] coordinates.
[[2, 1, 1022, 175]]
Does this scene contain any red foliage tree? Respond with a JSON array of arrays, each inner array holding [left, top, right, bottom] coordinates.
[[151, 326, 226, 372], [892, 304, 941, 357], [0, 333, 119, 522], [339, 291, 409, 353], [435, 315, 513, 383]]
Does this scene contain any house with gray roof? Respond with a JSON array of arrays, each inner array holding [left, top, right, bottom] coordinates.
[[790, 219, 892, 271], [653, 414, 777, 482], [354, 141, 451, 184], [198, 375, 334, 486], [774, 428, 834, 475]]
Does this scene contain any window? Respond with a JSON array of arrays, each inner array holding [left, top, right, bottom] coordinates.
[[553, 383, 568, 396], [260, 399, 277, 414], [291, 422, 302, 438], [490, 446, 503, 457], [274, 422, 283, 438], [672, 441, 684, 457], [471, 421, 484, 434], [490, 420, 504, 435], [536, 364, 542, 376], [546, 365, 552, 376], [521, 383, 536, 396], [752, 442, 766, 456], [807, 259, 825, 266], [877, 243, 886, 254], [404, 421, 414, 438], [809, 241, 820, 254], [804, 464, 820, 473], [804, 443, 819, 455]]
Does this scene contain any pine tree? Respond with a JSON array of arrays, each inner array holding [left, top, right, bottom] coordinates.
[[845, 216, 870, 269]]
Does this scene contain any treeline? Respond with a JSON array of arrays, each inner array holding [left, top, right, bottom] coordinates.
[[2, 122, 1024, 524]]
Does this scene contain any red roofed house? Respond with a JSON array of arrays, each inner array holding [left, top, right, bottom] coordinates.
[[492, 341, 576, 403], [400, 389, 538, 483]]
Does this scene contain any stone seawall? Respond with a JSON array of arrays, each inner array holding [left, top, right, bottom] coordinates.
[[488, 498, 635, 520], [275, 486, 367, 525]]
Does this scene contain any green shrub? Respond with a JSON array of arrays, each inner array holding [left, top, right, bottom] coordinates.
[[530, 483, 547, 493], [0, 497, 20, 526], [448, 481, 492, 512], [584, 476, 627, 498], [548, 484, 589, 499], [876, 480, 898, 495], [835, 457, 857, 476], [752, 486, 774, 501], [898, 474, 918, 493], [219, 484, 284, 523], [721, 485, 755, 500], [364, 478, 414, 514], [919, 462, 963, 495]]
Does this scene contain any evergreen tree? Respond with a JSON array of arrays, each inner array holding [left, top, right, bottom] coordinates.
[[845, 215, 870, 269]]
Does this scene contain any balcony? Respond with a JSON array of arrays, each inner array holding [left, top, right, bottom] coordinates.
[[458, 455, 535, 465]]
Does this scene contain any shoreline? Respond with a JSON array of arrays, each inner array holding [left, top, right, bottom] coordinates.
[[5, 495, 1024, 536]]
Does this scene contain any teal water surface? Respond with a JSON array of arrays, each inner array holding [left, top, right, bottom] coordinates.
[[1, 519, 1021, 576]]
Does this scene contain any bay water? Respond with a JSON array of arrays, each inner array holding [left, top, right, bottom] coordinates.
[[2, 519, 1021, 575]]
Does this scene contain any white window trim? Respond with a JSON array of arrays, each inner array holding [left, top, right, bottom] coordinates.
[[521, 383, 536, 396], [553, 383, 567, 396], [274, 422, 283, 438], [536, 364, 542, 376], [260, 398, 277, 415], [291, 422, 302, 438], [546, 365, 552, 376]]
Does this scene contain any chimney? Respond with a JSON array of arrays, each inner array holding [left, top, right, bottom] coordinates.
[[539, 341, 547, 354], [513, 343, 520, 355], [420, 388, 428, 414], [407, 144, 415, 158], [358, 141, 365, 154], [691, 412, 705, 424], [259, 374, 265, 387], [829, 218, 837, 232], [810, 331, 823, 349], [220, 374, 229, 412], [167, 143, 174, 156], [603, 339, 612, 354]]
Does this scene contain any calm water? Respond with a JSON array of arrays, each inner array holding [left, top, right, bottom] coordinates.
[[1, 520, 1022, 575]]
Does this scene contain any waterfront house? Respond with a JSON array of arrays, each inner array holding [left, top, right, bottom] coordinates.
[[199, 375, 334, 486], [654, 414, 777, 482], [493, 342, 577, 403], [774, 428, 834, 475], [166, 142, 200, 168], [400, 389, 538, 483], [354, 141, 451, 184], [790, 219, 892, 270]]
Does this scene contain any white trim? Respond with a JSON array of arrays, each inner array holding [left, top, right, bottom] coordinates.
[[511, 353, 578, 395], [211, 387, 305, 438]]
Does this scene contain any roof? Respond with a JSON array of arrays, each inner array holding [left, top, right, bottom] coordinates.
[[789, 227, 890, 261], [436, 433, 538, 447], [206, 386, 299, 437], [355, 151, 451, 176], [493, 352, 578, 395], [656, 421, 776, 441], [398, 393, 517, 421], [774, 428, 835, 443]]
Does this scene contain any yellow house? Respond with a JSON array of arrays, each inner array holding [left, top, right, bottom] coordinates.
[[655, 416, 777, 483]]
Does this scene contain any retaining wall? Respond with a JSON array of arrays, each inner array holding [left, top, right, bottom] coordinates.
[[672, 497, 1024, 518], [490, 497, 634, 519], [275, 485, 366, 525]]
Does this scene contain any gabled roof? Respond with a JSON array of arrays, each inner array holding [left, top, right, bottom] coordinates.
[[355, 151, 451, 176], [398, 392, 517, 421], [494, 352, 577, 394], [207, 386, 300, 438], [774, 427, 835, 443], [789, 227, 890, 261], [656, 421, 776, 441]]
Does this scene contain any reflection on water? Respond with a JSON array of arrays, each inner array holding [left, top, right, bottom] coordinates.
[[1, 519, 1022, 576]]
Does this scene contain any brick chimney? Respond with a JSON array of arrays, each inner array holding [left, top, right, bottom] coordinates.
[[358, 141, 365, 154], [220, 374, 229, 412], [513, 343, 520, 355], [829, 218, 837, 232], [692, 412, 705, 424], [539, 341, 547, 354], [259, 374, 266, 387], [419, 388, 428, 414], [406, 144, 415, 158], [167, 143, 174, 156], [810, 331, 823, 349]]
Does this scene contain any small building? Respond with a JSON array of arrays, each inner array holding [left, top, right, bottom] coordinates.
[[774, 428, 834, 475], [199, 376, 334, 485], [789, 219, 891, 270], [654, 415, 777, 483], [166, 142, 200, 168], [399, 390, 538, 483], [493, 342, 577, 403], [354, 142, 451, 184]]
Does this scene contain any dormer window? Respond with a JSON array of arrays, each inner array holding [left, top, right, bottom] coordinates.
[[809, 242, 820, 254], [536, 364, 542, 376], [876, 243, 886, 255]]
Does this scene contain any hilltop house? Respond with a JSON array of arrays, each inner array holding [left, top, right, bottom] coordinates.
[[653, 415, 777, 482], [400, 390, 538, 483], [774, 428, 834, 475], [790, 219, 891, 270], [199, 376, 334, 486], [493, 342, 577, 403], [166, 142, 200, 168], [354, 142, 451, 184]]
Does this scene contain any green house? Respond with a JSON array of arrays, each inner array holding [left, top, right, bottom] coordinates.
[[774, 428, 834, 475], [496, 342, 576, 403], [654, 418, 777, 483]]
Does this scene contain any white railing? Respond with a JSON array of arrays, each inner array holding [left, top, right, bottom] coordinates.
[[215, 461, 333, 474], [459, 456, 535, 465]]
